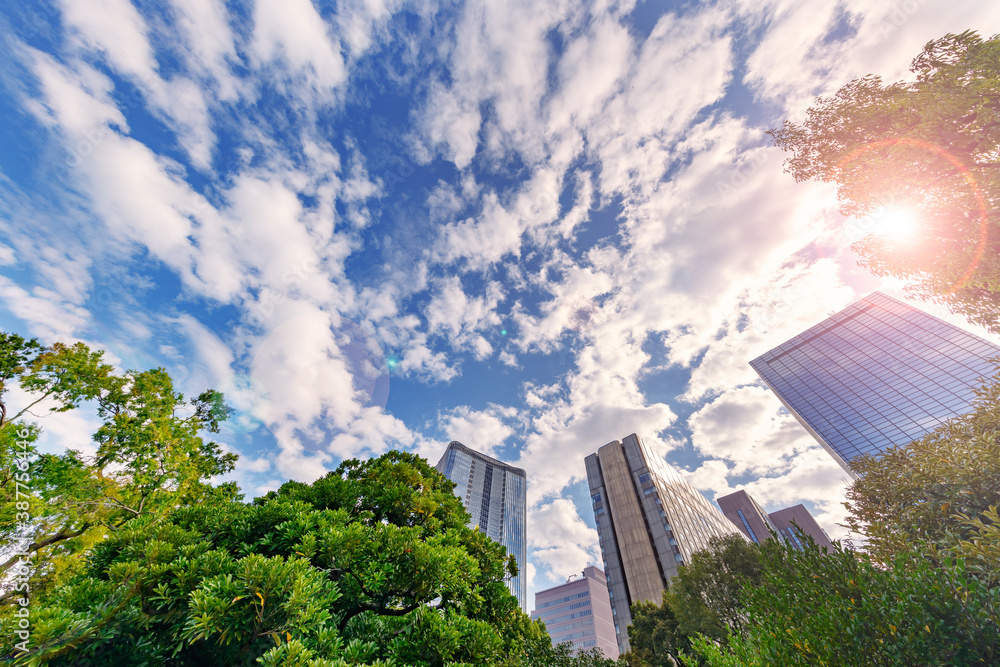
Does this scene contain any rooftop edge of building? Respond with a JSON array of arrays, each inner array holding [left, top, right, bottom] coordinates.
[[436, 440, 526, 476]]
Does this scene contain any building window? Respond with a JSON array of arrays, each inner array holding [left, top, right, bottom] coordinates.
[[594, 507, 605, 516], [736, 509, 760, 543], [783, 527, 804, 550], [592, 493, 601, 503], [675, 554, 684, 563], [638, 473, 649, 485], [643, 486, 656, 496]]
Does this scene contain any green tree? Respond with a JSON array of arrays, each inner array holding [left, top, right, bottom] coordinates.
[[844, 362, 1000, 572], [624, 591, 683, 667], [688, 538, 1000, 666], [0, 333, 238, 603], [1, 450, 615, 666], [623, 534, 764, 667], [664, 534, 763, 643], [769, 30, 1000, 334]]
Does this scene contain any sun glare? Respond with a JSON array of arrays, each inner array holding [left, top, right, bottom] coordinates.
[[872, 206, 920, 243]]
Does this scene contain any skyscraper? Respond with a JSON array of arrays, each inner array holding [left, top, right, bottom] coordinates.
[[750, 291, 1000, 477], [717, 489, 833, 551], [531, 566, 619, 659], [435, 441, 527, 611], [585, 434, 742, 654]]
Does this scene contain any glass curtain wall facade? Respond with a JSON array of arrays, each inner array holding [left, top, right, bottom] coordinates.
[[585, 434, 742, 654], [435, 441, 527, 611], [750, 291, 1000, 477]]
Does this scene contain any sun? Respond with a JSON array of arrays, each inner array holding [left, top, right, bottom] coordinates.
[[872, 206, 920, 243]]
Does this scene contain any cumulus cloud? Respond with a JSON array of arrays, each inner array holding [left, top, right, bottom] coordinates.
[[436, 404, 516, 457], [688, 386, 815, 472], [529, 497, 601, 582], [9, 0, 999, 604], [251, 0, 347, 98]]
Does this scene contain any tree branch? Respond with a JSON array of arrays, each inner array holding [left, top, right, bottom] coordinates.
[[10, 389, 57, 424], [0, 524, 90, 579], [337, 601, 421, 632]]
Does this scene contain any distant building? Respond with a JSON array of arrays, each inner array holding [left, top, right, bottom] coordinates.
[[531, 566, 619, 659], [750, 291, 1000, 477], [435, 441, 527, 611], [716, 490, 781, 545], [768, 504, 834, 551], [717, 489, 833, 551], [585, 434, 743, 655]]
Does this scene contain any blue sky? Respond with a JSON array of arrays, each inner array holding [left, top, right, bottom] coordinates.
[[2, 0, 1000, 602]]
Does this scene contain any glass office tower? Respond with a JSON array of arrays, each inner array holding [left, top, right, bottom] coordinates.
[[750, 291, 1000, 477], [436, 441, 527, 611], [585, 434, 742, 654]]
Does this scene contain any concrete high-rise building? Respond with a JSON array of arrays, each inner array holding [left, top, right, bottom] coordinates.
[[751, 291, 1000, 477], [435, 441, 527, 611], [717, 490, 833, 551], [585, 434, 743, 654], [531, 566, 619, 659]]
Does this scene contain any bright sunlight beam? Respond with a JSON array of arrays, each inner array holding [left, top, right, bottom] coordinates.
[[872, 206, 920, 243]]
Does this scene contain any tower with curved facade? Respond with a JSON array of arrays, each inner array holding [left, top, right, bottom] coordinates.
[[435, 441, 527, 611]]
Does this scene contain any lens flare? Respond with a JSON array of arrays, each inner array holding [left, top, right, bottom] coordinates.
[[872, 206, 920, 243], [830, 137, 988, 295]]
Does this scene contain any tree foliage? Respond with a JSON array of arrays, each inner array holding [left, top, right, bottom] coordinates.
[[1, 450, 617, 666], [769, 30, 1000, 333], [0, 334, 238, 603], [0, 332, 622, 666], [845, 362, 1000, 574], [624, 534, 763, 667], [624, 591, 682, 667], [688, 538, 1000, 667]]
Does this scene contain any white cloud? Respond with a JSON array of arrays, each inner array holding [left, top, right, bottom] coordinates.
[[437, 405, 515, 457], [547, 18, 632, 132], [59, 0, 157, 81], [742, 0, 1000, 112], [529, 497, 601, 582], [59, 0, 219, 168], [416, 81, 482, 169], [0, 276, 90, 341], [4, 385, 102, 457], [688, 386, 815, 473], [167, 0, 242, 100], [251, 0, 347, 98], [424, 276, 503, 359], [173, 314, 236, 389]]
